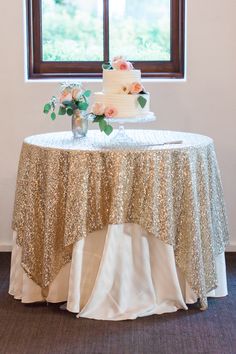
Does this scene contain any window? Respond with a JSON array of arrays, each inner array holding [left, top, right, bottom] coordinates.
[[27, 0, 185, 79]]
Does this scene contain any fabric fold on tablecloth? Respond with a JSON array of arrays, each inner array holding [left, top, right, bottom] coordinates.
[[9, 224, 228, 320]]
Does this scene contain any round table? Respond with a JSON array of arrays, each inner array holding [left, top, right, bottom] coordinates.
[[10, 130, 229, 317]]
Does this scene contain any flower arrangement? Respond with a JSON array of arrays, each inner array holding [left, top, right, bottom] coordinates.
[[43, 82, 91, 120], [90, 103, 117, 136]]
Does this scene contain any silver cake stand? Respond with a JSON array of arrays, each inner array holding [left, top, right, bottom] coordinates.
[[97, 113, 156, 147]]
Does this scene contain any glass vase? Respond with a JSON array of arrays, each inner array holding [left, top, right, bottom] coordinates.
[[71, 110, 88, 139]]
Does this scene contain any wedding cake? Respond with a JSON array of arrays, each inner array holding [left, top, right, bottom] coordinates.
[[91, 56, 152, 119]]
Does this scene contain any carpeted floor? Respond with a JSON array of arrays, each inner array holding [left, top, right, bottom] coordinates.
[[0, 253, 235, 354]]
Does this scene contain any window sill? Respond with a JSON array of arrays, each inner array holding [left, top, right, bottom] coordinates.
[[25, 77, 186, 84]]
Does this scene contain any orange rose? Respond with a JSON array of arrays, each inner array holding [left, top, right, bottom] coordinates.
[[130, 82, 143, 94]]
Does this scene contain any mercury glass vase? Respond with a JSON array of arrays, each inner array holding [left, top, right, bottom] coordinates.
[[72, 110, 88, 139]]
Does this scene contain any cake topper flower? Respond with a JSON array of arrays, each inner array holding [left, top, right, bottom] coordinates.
[[121, 82, 145, 95], [104, 106, 118, 118], [130, 82, 143, 94], [102, 56, 133, 71], [120, 82, 147, 108], [90, 103, 118, 135]]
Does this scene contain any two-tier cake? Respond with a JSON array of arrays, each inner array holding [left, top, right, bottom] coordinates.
[[92, 56, 153, 119]]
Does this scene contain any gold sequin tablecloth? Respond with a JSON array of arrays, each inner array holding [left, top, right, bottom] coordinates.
[[12, 130, 229, 309]]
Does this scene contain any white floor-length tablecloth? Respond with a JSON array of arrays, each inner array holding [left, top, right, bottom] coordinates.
[[9, 224, 228, 321]]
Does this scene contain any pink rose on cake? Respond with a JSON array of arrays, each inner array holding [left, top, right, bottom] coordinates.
[[121, 82, 144, 94], [112, 56, 133, 71], [91, 102, 105, 115], [130, 82, 143, 94], [111, 55, 124, 66], [116, 60, 133, 70], [104, 106, 118, 118], [90, 103, 116, 135]]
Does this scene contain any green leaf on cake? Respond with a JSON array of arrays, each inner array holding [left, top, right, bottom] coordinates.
[[83, 90, 91, 97], [104, 125, 113, 136], [58, 106, 66, 115], [139, 90, 147, 94], [43, 103, 51, 114], [102, 63, 112, 70], [137, 96, 147, 109], [67, 107, 73, 116], [50, 112, 56, 120], [99, 119, 107, 132], [93, 115, 104, 122], [78, 102, 89, 111]]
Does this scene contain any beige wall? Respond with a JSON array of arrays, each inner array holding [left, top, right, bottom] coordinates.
[[0, 1, 235, 250]]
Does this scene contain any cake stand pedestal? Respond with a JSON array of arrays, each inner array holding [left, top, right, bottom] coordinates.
[[105, 113, 156, 147]]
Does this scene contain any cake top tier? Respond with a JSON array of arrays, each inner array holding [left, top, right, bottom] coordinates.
[[103, 69, 141, 94], [102, 56, 143, 94]]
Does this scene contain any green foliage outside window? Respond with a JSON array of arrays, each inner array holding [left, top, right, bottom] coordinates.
[[42, 0, 170, 62]]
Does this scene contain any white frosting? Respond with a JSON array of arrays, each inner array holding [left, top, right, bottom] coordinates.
[[92, 68, 153, 119], [103, 69, 141, 93], [93, 92, 150, 118]]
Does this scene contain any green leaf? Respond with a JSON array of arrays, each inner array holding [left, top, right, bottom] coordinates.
[[93, 115, 104, 123], [50, 112, 56, 120], [83, 90, 91, 97], [58, 106, 66, 115], [99, 119, 107, 132], [62, 101, 72, 107], [43, 103, 51, 114], [137, 96, 147, 108], [78, 102, 89, 111], [102, 63, 112, 70], [67, 107, 73, 116], [104, 125, 113, 136]]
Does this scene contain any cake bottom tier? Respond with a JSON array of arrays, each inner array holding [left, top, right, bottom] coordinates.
[[93, 92, 151, 118]]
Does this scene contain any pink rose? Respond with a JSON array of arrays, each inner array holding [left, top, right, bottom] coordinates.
[[112, 58, 124, 70], [91, 102, 105, 115], [104, 106, 118, 118], [60, 89, 72, 103], [112, 56, 134, 70], [115, 59, 133, 70], [130, 82, 143, 94], [111, 55, 124, 67], [72, 87, 83, 100]]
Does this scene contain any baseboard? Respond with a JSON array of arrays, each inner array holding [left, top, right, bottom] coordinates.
[[1, 243, 236, 252], [226, 243, 236, 252], [0, 244, 12, 252]]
